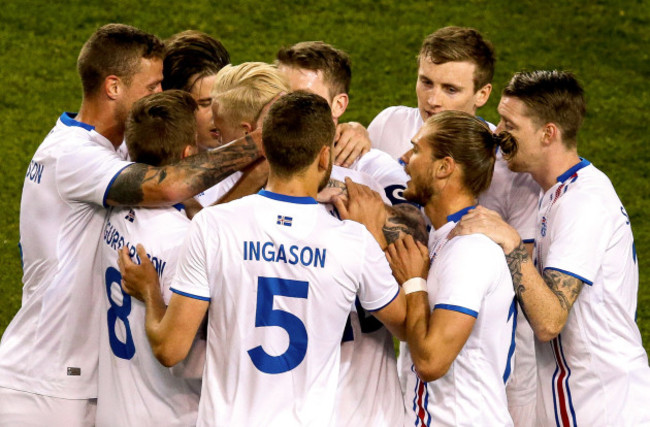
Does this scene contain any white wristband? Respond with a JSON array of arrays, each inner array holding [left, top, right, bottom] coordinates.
[[402, 277, 427, 295]]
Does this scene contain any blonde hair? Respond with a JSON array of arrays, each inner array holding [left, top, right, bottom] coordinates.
[[212, 62, 289, 124]]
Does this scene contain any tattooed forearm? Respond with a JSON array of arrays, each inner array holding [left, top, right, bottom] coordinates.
[[326, 179, 348, 196], [505, 241, 529, 305], [383, 204, 428, 245], [543, 269, 583, 313], [106, 133, 261, 206], [107, 163, 148, 205]]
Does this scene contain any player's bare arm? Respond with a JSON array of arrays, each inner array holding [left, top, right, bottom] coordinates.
[[387, 236, 474, 381], [506, 241, 584, 341], [371, 288, 407, 341], [106, 131, 262, 207], [384, 204, 428, 247], [334, 121, 371, 167], [216, 158, 269, 205], [119, 244, 208, 366]]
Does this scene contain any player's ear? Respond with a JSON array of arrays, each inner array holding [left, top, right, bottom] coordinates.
[[541, 123, 559, 146], [182, 144, 198, 159], [435, 156, 455, 179], [241, 121, 254, 134], [331, 93, 349, 121], [318, 145, 331, 171], [473, 83, 492, 109], [105, 75, 120, 100]]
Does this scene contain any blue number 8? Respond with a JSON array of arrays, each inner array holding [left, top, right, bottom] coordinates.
[[248, 277, 309, 374], [105, 266, 136, 360]]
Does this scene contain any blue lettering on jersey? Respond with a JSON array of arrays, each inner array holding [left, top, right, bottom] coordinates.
[[244, 240, 326, 268], [26, 160, 44, 184], [101, 218, 167, 278]]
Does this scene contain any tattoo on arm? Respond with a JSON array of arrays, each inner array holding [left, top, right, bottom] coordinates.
[[383, 204, 428, 245], [326, 179, 348, 197], [106, 135, 260, 206], [505, 241, 529, 307], [542, 269, 584, 313]]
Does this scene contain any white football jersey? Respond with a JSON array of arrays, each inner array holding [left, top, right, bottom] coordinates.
[[350, 148, 410, 206], [533, 159, 650, 426], [368, 106, 422, 160], [403, 207, 515, 427], [195, 171, 243, 207], [0, 113, 132, 399], [95, 205, 200, 426], [170, 190, 400, 426]]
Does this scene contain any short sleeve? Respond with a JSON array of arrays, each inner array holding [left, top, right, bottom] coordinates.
[[432, 235, 501, 317], [56, 140, 133, 207], [356, 229, 400, 312], [170, 212, 211, 300], [544, 194, 610, 285]]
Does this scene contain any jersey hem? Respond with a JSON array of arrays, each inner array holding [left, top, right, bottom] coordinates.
[[543, 267, 593, 286], [170, 288, 211, 301], [434, 303, 478, 318]]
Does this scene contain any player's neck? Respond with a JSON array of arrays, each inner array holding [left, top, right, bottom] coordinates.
[[266, 172, 319, 199], [425, 189, 476, 230], [534, 149, 581, 192], [76, 99, 125, 149]]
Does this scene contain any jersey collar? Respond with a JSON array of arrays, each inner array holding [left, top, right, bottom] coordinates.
[[556, 158, 590, 183], [258, 190, 318, 205], [447, 205, 476, 223], [60, 112, 94, 131]]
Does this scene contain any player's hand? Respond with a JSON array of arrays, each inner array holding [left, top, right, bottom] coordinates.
[[385, 235, 429, 285], [118, 244, 161, 302], [334, 122, 371, 167], [448, 205, 521, 253], [316, 178, 347, 203], [333, 177, 387, 247]]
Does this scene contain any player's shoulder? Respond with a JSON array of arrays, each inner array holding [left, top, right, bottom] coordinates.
[[556, 162, 619, 213], [370, 105, 419, 125], [445, 231, 504, 261]]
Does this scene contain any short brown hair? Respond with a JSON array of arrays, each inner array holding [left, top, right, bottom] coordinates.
[[418, 26, 495, 92], [262, 91, 335, 178], [422, 111, 516, 197], [276, 41, 351, 98], [125, 90, 198, 166], [162, 30, 230, 92], [77, 23, 164, 97], [503, 70, 586, 147]]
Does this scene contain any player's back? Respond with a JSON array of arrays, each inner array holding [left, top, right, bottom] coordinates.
[[172, 190, 399, 426], [95, 205, 200, 426]]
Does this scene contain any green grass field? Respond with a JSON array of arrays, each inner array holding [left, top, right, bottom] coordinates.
[[1, 0, 649, 353]]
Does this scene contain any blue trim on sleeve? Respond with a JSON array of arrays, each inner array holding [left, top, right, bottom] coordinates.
[[556, 158, 590, 183], [171, 288, 211, 301], [60, 112, 95, 131], [258, 189, 318, 205], [543, 267, 593, 286], [102, 163, 136, 208], [447, 205, 477, 223], [434, 303, 478, 318], [366, 288, 400, 313], [522, 238, 535, 244], [172, 203, 185, 212]]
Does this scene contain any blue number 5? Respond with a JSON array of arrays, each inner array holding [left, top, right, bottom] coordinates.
[[105, 266, 136, 360], [248, 277, 309, 374]]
